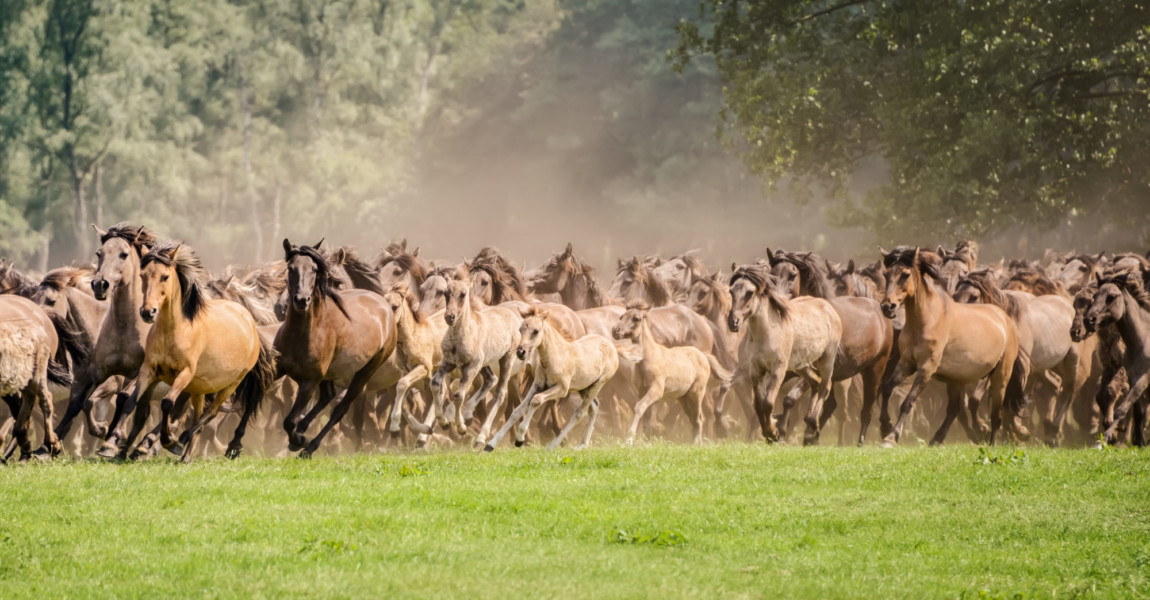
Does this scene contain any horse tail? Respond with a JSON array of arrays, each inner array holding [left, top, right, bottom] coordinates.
[[706, 353, 734, 386], [47, 356, 72, 388], [237, 334, 278, 419], [50, 314, 90, 367], [1005, 345, 1031, 417]]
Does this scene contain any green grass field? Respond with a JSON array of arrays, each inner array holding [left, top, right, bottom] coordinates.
[[0, 444, 1147, 599]]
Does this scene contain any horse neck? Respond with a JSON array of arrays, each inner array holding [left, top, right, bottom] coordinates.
[[800, 271, 834, 299], [66, 287, 106, 341], [747, 296, 783, 342], [902, 274, 946, 331], [395, 303, 415, 346], [701, 288, 729, 324], [152, 280, 188, 337], [1114, 291, 1150, 353], [109, 262, 146, 332], [644, 279, 672, 307], [535, 322, 570, 373]]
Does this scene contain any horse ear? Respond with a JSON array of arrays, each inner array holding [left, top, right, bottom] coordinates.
[[913, 247, 921, 264], [711, 272, 721, 282], [411, 247, 420, 258], [564, 242, 573, 256], [846, 259, 855, 274], [336, 248, 347, 263], [877, 246, 888, 258], [166, 245, 180, 261], [91, 224, 106, 238], [1095, 251, 1105, 262], [730, 262, 737, 273], [283, 239, 293, 256], [765, 248, 774, 263], [314, 238, 324, 250], [617, 258, 625, 269], [936, 245, 946, 255], [400, 238, 407, 251]]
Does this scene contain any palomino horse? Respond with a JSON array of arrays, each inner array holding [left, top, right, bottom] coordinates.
[[484, 306, 618, 450], [879, 247, 1019, 446], [417, 278, 523, 447], [954, 269, 1086, 446], [1081, 270, 1150, 446], [277, 240, 397, 458], [0, 295, 72, 461], [73, 224, 159, 456], [612, 303, 731, 445], [381, 285, 447, 441], [769, 251, 894, 445], [727, 265, 842, 444], [115, 241, 275, 462]]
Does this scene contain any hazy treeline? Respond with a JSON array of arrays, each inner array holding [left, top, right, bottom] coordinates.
[[1, 0, 1146, 271]]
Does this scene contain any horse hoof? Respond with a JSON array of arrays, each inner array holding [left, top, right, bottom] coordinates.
[[880, 438, 897, 449], [389, 429, 401, 440], [298, 449, 313, 460], [514, 440, 524, 448], [225, 445, 242, 460], [483, 445, 495, 453], [473, 440, 486, 450], [164, 442, 185, 457], [30, 446, 51, 459], [95, 443, 120, 459]]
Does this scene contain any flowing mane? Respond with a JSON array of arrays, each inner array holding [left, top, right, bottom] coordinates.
[[333, 247, 384, 294], [522, 304, 576, 342], [955, 269, 1025, 320], [470, 247, 526, 303], [141, 240, 209, 322], [779, 251, 835, 298], [377, 250, 428, 286], [38, 266, 94, 292], [1101, 270, 1150, 311], [283, 243, 349, 317], [1004, 267, 1068, 298], [730, 264, 790, 320], [883, 246, 943, 281], [616, 257, 673, 306], [100, 222, 156, 256]]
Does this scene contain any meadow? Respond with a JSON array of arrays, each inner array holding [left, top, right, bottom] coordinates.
[[0, 444, 1146, 599]]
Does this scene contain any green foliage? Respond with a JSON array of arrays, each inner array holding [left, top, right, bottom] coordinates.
[[676, 1, 1150, 244], [973, 447, 1029, 466]]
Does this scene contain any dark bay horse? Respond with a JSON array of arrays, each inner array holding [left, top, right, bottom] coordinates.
[[276, 240, 397, 458]]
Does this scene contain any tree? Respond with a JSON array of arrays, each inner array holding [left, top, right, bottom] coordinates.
[[675, 0, 1150, 245]]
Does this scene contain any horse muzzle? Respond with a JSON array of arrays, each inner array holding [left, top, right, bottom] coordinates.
[[880, 302, 898, 319], [293, 296, 310, 311], [515, 347, 527, 360], [444, 314, 456, 325], [91, 279, 110, 300], [727, 316, 740, 333], [139, 307, 158, 323]]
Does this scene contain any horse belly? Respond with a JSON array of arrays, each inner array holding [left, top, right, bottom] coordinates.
[[936, 319, 1005, 383]]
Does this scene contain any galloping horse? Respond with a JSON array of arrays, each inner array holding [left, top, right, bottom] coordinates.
[[878, 247, 1019, 446], [276, 240, 397, 458], [117, 241, 275, 462], [727, 265, 842, 444], [0, 295, 72, 460], [1081, 270, 1150, 446]]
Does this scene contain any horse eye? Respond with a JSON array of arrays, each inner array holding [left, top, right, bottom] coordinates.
[[161, 275, 170, 282], [95, 250, 103, 258], [394, 268, 402, 275], [632, 317, 640, 322], [120, 252, 128, 259], [45, 299, 55, 306]]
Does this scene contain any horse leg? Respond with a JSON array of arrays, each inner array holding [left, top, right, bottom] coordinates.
[[546, 393, 590, 451], [476, 355, 515, 448], [575, 395, 602, 450], [929, 384, 965, 446], [296, 381, 339, 444], [627, 383, 666, 445], [85, 376, 124, 439], [1102, 367, 1150, 446], [390, 366, 428, 441], [514, 384, 567, 447], [11, 392, 34, 462], [752, 368, 787, 443], [301, 357, 383, 458], [426, 362, 456, 431], [1047, 349, 1083, 447], [0, 395, 21, 461], [34, 381, 61, 458], [51, 367, 94, 442], [98, 367, 157, 459], [484, 381, 543, 451], [858, 362, 884, 446], [451, 363, 482, 437], [677, 385, 705, 445], [776, 377, 805, 439], [802, 349, 836, 446], [282, 380, 318, 451], [987, 356, 1015, 446], [179, 385, 240, 464], [831, 378, 852, 446], [462, 366, 496, 423], [882, 363, 935, 447]]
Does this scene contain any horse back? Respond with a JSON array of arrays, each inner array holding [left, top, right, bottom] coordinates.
[[936, 302, 1016, 382], [786, 297, 842, 369]]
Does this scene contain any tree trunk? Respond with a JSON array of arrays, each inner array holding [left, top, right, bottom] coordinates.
[[240, 68, 264, 264], [93, 162, 104, 227], [71, 172, 88, 258], [38, 222, 52, 273]]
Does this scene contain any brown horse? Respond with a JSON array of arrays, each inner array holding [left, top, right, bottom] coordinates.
[[527, 244, 613, 311], [114, 241, 275, 462], [1071, 275, 1131, 440], [469, 247, 528, 305], [276, 239, 397, 458], [769, 251, 894, 445], [610, 257, 675, 307], [879, 247, 1019, 446], [0, 260, 39, 298], [1081, 270, 1150, 446]]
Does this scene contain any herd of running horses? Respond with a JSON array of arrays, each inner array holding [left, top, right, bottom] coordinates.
[[0, 224, 1147, 463]]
